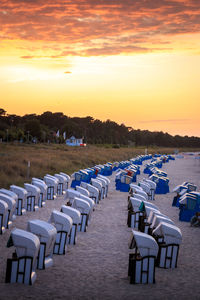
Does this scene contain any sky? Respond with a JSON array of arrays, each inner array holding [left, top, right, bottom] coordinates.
[[0, 0, 200, 137]]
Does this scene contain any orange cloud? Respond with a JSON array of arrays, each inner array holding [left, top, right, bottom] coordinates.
[[0, 0, 200, 56]]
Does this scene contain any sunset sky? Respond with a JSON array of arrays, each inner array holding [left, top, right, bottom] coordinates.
[[0, 0, 200, 137]]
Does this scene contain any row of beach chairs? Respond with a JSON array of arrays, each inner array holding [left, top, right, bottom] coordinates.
[[125, 157, 182, 284], [0, 163, 112, 285]]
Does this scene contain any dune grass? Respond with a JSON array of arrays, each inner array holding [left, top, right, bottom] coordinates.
[[0, 143, 199, 189]]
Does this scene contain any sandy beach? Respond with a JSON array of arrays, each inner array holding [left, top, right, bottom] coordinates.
[[0, 155, 200, 300]]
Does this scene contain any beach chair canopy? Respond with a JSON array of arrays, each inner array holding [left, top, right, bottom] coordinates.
[[0, 199, 8, 226], [153, 222, 182, 245], [144, 206, 160, 217], [24, 183, 40, 197], [10, 228, 40, 259], [0, 193, 16, 218], [44, 175, 59, 186], [61, 205, 81, 225], [143, 179, 156, 190], [78, 194, 95, 209], [32, 179, 47, 195], [129, 230, 158, 257], [60, 172, 70, 182], [27, 219, 57, 256], [49, 210, 72, 232], [0, 188, 18, 201], [147, 210, 168, 224], [73, 197, 91, 214], [54, 174, 67, 184], [76, 186, 90, 198], [130, 197, 143, 210], [10, 185, 27, 199], [66, 189, 80, 200], [151, 215, 174, 229]]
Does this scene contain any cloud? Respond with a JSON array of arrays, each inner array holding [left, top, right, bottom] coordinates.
[[0, 0, 200, 56], [21, 55, 34, 59], [139, 119, 191, 124]]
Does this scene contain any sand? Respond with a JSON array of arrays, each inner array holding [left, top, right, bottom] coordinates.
[[0, 155, 200, 300]]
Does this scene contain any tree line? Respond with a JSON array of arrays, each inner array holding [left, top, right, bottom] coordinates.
[[0, 108, 199, 148]]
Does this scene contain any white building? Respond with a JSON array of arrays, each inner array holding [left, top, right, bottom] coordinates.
[[66, 136, 85, 146]]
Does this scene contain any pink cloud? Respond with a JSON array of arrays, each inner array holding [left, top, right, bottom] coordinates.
[[0, 0, 200, 56]]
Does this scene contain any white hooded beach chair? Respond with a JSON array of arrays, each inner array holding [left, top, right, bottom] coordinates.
[[0, 188, 18, 202], [31, 178, 47, 207], [142, 179, 156, 200], [0, 199, 8, 234], [128, 197, 144, 229], [129, 193, 147, 202], [91, 178, 103, 201], [76, 186, 90, 198], [60, 172, 70, 190], [128, 230, 158, 284], [44, 175, 59, 200], [54, 174, 67, 195], [78, 194, 95, 212], [5, 228, 40, 285], [97, 175, 109, 197], [0, 193, 16, 229], [130, 184, 148, 201], [151, 215, 175, 230], [76, 194, 94, 225], [72, 197, 91, 232], [61, 205, 81, 245], [152, 222, 182, 268], [95, 177, 107, 197], [24, 183, 40, 212], [142, 210, 168, 234], [27, 220, 57, 269], [49, 210, 72, 254], [66, 188, 80, 204], [80, 182, 99, 204], [10, 185, 27, 216]]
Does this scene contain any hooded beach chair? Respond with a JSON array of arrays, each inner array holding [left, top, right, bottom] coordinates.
[[152, 222, 182, 268], [0, 193, 16, 229], [5, 228, 40, 285], [10, 185, 27, 216], [27, 219, 57, 269], [49, 210, 72, 254], [128, 230, 158, 284], [61, 205, 81, 245]]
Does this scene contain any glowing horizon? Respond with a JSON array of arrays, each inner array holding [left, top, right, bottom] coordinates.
[[0, 0, 200, 137]]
